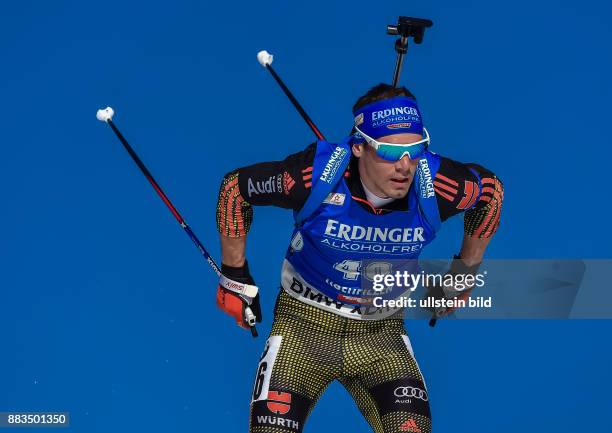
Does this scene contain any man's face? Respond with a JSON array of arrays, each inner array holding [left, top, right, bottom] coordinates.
[[352, 133, 422, 200]]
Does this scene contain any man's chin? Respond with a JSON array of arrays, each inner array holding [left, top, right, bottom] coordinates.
[[385, 187, 410, 199], [385, 180, 412, 198]]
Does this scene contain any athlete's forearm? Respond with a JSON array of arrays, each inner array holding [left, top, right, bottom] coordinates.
[[220, 234, 247, 267], [216, 171, 252, 267], [458, 168, 503, 265], [216, 171, 254, 238], [463, 169, 503, 239], [458, 234, 491, 266]]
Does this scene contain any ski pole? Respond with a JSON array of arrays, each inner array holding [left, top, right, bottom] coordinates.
[[256, 50, 326, 141], [95, 107, 258, 338]]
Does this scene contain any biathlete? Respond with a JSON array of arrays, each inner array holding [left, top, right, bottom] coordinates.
[[215, 84, 503, 433]]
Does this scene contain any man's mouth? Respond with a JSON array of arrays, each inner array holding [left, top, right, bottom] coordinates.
[[390, 177, 410, 185]]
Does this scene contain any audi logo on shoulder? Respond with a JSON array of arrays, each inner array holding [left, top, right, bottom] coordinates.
[[394, 386, 428, 401]]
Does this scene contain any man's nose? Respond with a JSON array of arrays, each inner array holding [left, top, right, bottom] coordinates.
[[395, 156, 413, 174]]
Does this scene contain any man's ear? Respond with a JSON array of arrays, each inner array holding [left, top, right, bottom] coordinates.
[[352, 142, 364, 158]]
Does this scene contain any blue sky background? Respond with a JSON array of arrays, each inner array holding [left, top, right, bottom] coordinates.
[[1, 1, 611, 432]]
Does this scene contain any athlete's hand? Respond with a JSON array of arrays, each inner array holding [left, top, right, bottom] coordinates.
[[424, 255, 480, 324], [425, 282, 472, 319], [216, 261, 263, 336]]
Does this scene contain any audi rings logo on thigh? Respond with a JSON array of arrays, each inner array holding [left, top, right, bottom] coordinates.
[[370, 379, 431, 419], [394, 386, 428, 401]]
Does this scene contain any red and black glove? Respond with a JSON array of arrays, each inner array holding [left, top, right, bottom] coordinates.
[[216, 261, 262, 336]]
